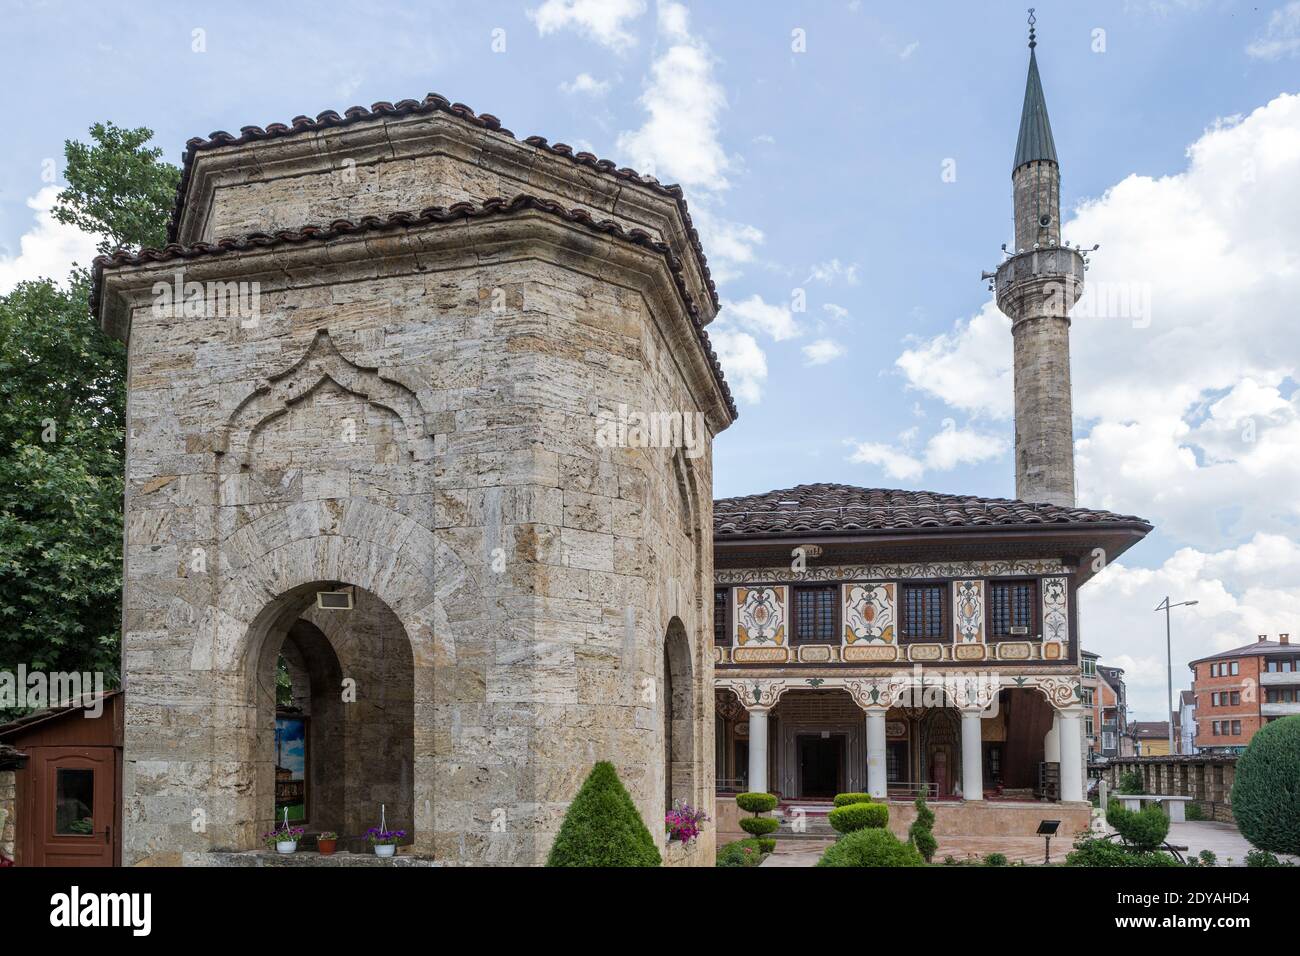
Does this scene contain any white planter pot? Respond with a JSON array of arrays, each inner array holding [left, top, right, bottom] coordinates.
[[373, 843, 396, 858], [276, 840, 298, 855]]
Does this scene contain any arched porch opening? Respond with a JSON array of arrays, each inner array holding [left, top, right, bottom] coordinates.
[[999, 688, 1056, 796], [249, 581, 415, 852]]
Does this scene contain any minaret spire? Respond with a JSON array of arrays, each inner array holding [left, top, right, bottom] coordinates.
[[989, 10, 1085, 508]]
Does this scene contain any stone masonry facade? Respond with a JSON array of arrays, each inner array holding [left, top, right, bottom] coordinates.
[[94, 101, 734, 865]]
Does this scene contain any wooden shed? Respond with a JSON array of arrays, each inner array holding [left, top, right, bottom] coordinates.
[[0, 691, 123, 866]]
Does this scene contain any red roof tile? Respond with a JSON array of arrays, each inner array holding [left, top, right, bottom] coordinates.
[[91, 195, 737, 419], [166, 93, 719, 311]]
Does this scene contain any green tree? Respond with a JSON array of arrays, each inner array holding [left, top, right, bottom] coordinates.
[[1232, 716, 1300, 855], [909, 792, 938, 862], [0, 124, 176, 717], [54, 122, 180, 254]]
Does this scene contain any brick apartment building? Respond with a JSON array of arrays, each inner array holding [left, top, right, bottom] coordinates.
[[1082, 651, 1125, 760], [1189, 634, 1300, 753]]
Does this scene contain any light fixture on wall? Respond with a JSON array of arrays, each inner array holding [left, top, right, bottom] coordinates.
[[316, 586, 354, 611]]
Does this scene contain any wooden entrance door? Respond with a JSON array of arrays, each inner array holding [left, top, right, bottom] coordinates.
[[796, 734, 844, 798], [31, 747, 116, 866]]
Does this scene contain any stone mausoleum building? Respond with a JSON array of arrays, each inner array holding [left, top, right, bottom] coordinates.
[[711, 30, 1151, 839], [87, 23, 1148, 864], [93, 94, 735, 866]]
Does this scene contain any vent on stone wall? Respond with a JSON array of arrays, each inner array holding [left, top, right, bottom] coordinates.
[[316, 589, 354, 611]]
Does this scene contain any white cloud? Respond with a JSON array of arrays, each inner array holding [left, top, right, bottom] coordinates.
[[528, 0, 647, 52], [802, 338, 845, 366], [1247, 2, 1300, 60], [899, 41, 920, 60], [615, 5, 730, 189], [692, 208, 764, 284], [0, 186, 102, 295], [804, 258, 860, 286], [709, 325, 767, 405], [822, 303, 850, 321], [719, 294, 798, 342], [846, 419, 1007, 481], [894, 92, 1300, 546], [559, 72, 611, 96]]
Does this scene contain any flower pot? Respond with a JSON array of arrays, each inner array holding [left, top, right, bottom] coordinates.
[[317, 839, 337, 856], [373, 843, 396, 858], [276, 840, 298, 855]]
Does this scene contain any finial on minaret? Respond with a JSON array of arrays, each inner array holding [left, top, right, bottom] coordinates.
[[1028, 8, 1037, 49]]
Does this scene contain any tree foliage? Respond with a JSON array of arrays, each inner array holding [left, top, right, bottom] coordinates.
[[0, 123, 176, 717], [1232, 716, 1300, 855]]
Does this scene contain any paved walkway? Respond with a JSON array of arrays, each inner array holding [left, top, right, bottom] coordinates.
[[758, 816, 1297, 866]]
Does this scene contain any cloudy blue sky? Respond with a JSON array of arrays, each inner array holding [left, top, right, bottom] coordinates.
[[3, 0, 1300, 720]]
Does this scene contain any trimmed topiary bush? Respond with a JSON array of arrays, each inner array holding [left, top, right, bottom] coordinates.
[[817, 828, 923, 867], [1066, 834, 1182, 867], [735, 792, 778, 814], [832, 792, 873, 808], [1106, 799, 1170, 851], [739, 815, 779, 837], [1232, 715, 1300, 856], [828, 801, 889, 834], [757, 837, 776, 854], [546, 761, 661, 867], [908, 793, 937, 863]]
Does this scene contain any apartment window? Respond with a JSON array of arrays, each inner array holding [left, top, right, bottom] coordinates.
[[900, 583, 946, 642], [1083, 658, 1097, 677], [988, 579, 1037, 638], [1231, 720, 1242, 736], [713, 589, 729, 646], [1230, 661, 1239, 675], [1211, 692, 1219, 706], [1229, 691, 1240, 706], [1102, 731, 1115, 752], [1085, 715, 1095, 736], [1211, 721, 1220, 735], [791, 585, 837, 645]]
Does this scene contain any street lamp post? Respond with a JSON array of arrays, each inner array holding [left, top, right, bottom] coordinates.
[[1155, 596, 1199, 754]]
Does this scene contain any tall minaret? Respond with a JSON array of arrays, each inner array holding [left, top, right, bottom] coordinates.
[[992, 12, 1086, 507]]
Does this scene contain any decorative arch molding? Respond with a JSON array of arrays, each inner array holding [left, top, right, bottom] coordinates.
[[714, 672, 1083, 714], [216, 328, 435, 468]]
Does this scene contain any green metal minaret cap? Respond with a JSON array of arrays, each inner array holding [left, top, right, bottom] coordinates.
[[1013, 11, 1058, 170]]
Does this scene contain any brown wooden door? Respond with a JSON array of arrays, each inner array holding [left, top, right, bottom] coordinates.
[[31, 747, 115, 866]]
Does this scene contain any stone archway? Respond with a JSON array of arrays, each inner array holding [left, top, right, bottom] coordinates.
[[663, 617, 694, 813], [254, 589, 416, 851]]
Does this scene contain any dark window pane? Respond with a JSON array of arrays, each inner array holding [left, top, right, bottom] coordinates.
[[792, 586, 836, 644], [989, 581, 1036, 637], [55, 769, 94, 836], [714, 589, 729, 645], [902, 585, 944, 641]]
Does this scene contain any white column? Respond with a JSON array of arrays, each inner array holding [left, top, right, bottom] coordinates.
[[747, 709, 769, 794], [1044, 712, 1060, 763], [1058, 709, 1084, 802], [961, 710, 984, 801], [865, 710, 888, 799]]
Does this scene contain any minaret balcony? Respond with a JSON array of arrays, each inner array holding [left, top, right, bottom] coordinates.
[[994, 246, 1085, 318]]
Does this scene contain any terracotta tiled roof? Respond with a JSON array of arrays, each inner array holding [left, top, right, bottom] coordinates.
[[166, 93, 719, 311], [713, 482, 1151, 537], [91, 195, 736, 419]]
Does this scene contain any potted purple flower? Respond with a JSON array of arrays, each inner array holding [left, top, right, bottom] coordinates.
[[665, 801, 710, 846], [316, 831, 339, 855], [263, 824, 305, 855], [366, 827, 406, 858]]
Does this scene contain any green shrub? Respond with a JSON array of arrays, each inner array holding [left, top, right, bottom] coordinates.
[[908, 793, 938, 863], [828, 802, 889, 834], [983, 852, 1008, 866], [1184, 802, 1205, 822], [1117, 771, 1144, 795], [757, 837, 776, 854], [1245, 849, 1295, 868], [1106, 800, 1170, 851], [1232, 715, 1300, 856], [832, 792, 873, 808], [545, 761, 661, 867], [735, 792, 778, 814], [817, 828, 923, 867], [739, 815, 779, 837], [1195, 850, 1217, 867], [1065, 834, 1182, 867], [716, 838, 765, 867]]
